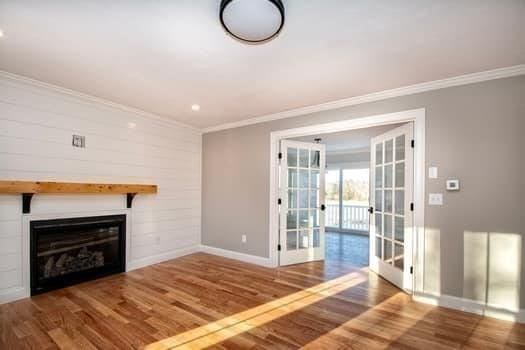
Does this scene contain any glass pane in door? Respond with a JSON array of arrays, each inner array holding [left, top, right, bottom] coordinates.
[[299, 149, 309, 168], [376, 143, 383, 164], [385, 139, 394, 163], [375, 237, 382, 258], [287, 230, 297, 250], [313, 229, 320, 247], [288, 190, 297, 209], [299, 190, 309, 209], [311, 170, 320, 188], [288, 169, 297, 188], [395, 162, 405, 187], [385, 164, 393, 188], [310, 150, 320, 168], [299, 230, 310, 249], [394, 217, 404, 242], [325, 170, 340, 227], [298, 210, 309, 228], [287, 211, 297, 229], [299, 170, 309, 188], [288, 148, 298, 167], [395, 135, 405, 161]]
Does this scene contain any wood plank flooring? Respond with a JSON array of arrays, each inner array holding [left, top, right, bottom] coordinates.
[[1, 252, 524, 349]]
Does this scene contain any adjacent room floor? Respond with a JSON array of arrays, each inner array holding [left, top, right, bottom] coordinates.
[[325, 231, 369, 267], [1, 253, 523, 349]]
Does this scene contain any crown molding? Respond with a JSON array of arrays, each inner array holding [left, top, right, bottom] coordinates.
[[203, 64, 525, 133], [0, 70, 201, 133]]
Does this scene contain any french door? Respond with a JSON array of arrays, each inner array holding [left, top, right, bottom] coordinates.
[[369, 123, 414, 291], [279, 140, 326, 266]]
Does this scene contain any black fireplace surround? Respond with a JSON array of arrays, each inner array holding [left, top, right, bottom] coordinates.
[[30, 215, 126, 295]]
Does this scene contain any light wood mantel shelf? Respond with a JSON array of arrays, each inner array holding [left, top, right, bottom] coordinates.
[[0, 181, 158, 213]]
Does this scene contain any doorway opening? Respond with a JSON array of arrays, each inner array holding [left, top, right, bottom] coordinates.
[[269, 109, 426, 294], [288, 123, 404, 268]]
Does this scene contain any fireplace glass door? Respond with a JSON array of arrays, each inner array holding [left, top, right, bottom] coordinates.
[[30, 215, 126, 295]]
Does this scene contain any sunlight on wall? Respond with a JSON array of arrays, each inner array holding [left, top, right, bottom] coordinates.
[[145, 270, 368, 350], [487, 233, 521, 309], [423, 228, 441, 295], [464, 231, 489, 302], [463, 231, 522, 310]]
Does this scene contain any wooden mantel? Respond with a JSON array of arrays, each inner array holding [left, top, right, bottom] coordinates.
[[0, 181, 158, 213]]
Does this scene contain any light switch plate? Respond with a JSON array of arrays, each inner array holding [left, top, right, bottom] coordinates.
[[429, 193, 443, 206], [242, 234, 247, 243], [428, 167, 438, 179]]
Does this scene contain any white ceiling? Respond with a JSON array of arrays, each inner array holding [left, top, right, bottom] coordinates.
[[0, 0, 524, 129], [291, 123, 403, 153]]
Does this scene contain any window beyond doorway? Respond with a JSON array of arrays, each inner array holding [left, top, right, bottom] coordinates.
[[325, 168, 369, 233]]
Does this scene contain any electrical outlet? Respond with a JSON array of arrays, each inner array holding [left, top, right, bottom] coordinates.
[[72, 134, 86, 148], [242, 234, 247, 243], [429, 193, 443, 206]]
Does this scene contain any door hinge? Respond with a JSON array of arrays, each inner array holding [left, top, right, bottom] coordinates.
[[410, 203, 414, 211], [277, 244, 281, 251], [278, 198, 282, 205], [410, 266, 414, 274], [411, 139, 415, 148], [368, 206, 374, 214], [278, 152, 282, 160]]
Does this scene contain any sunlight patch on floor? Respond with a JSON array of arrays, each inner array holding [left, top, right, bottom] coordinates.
[[302, 292, 426, 349], [145, 270, 369, 350]]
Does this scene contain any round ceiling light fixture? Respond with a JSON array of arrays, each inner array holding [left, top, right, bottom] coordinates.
[[220, 0, 285, 43]]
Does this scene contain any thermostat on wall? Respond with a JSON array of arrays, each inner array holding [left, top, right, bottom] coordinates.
[[446, 179, 460, 191]]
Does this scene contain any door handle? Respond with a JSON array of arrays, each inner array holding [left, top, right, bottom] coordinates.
[[368, 206, 374, 214], [320, 204, 326, 211]]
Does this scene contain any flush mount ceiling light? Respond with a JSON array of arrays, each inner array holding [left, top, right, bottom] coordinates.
[[220, 0, 285, 43]]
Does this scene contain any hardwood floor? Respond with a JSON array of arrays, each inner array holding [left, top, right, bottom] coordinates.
[[1, 253, 523, 349]]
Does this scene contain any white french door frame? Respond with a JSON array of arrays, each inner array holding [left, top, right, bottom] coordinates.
[[269, 108, 426, 295]]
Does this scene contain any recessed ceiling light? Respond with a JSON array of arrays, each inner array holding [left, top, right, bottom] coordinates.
[[191, 104, 201, 111], [127, 122, 137, 129], [220, 0, 285, 43]]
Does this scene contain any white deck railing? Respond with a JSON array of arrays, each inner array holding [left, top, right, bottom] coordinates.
[[326, 204, 369, 231]]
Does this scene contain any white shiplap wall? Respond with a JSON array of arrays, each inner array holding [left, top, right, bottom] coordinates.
[[0, 73, 202, 303]]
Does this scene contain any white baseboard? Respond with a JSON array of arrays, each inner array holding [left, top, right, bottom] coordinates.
[[0, 287, 28, 305], [413, 292, 525, 323], [127, 245, 200, 271], [3, 246, 524, 325], [199, 245, 276, 268]]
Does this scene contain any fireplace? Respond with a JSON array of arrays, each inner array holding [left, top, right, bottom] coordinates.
[[30, 215, 126, 295]]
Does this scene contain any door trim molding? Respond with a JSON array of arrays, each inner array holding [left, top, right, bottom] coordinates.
[[269, 108, 426, 292]]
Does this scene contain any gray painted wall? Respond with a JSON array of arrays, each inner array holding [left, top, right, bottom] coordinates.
[[202, 76, 525, 308]]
